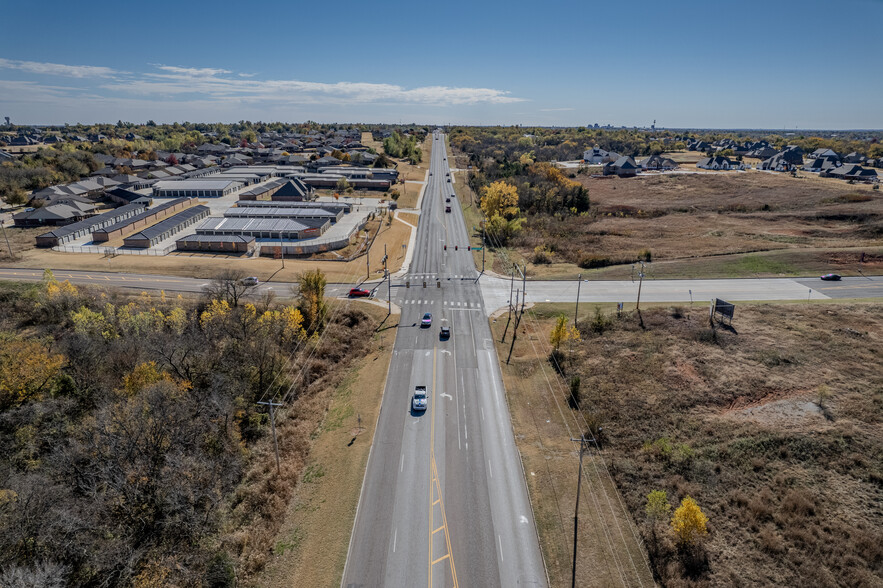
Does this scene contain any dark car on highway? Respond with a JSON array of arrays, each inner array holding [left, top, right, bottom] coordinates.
[[820, 274, 841, 281]]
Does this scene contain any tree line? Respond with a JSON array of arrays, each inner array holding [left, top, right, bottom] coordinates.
[[0, 269, 375, 587]]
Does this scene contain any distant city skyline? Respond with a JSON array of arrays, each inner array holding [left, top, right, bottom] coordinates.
[[1, 0, 882, 129]]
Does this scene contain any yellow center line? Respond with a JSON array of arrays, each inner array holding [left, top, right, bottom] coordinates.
[[432, 525, 445, 535], [431, 554, 450, 566], [429, 347, 437, 588]]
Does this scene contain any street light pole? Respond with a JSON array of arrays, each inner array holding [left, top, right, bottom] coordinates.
[[635, 262, 646, 311], [575, 273, 582, 326]]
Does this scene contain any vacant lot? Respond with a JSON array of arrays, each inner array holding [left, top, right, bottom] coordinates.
[[499, 170, 883, 279], [361, 132, 432, 209], [502, 302, 883, 586]]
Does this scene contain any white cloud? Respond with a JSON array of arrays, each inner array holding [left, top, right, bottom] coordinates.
[[0, 58, 119, 78], [102, 67, 525, 106], [154, 65, 233, 77], [0, 60, 526, 122]]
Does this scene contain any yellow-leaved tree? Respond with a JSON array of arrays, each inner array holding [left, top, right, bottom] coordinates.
[[550, 315, 568, 350], [480, 180, 520, 220], [0, 333, 65, 410], [671, 496, 709, 546]]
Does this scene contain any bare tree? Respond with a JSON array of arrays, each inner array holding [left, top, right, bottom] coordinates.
[[203, 268, 254, 307]]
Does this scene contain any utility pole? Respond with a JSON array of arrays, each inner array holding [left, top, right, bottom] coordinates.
[[506, 289, 520, 364], [481, 226, 486, 274], [635, 261, 646, 311], [570, 435, 590, 588], [574, 273, 582, 326], [258, 398, 284, 475], [366, 246, 370, 281], [280, 234, 285, 269], [383, 244, 390, 315], [520, 263, 527, 315], [0, 219, 14, 261], [501, 266, 515, 343]]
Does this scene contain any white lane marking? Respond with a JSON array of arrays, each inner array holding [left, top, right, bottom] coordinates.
[[488, 460, 493, 478], [498, 534, 504, 562], [393, 528, 398, 552], [520, 515, 528, 524], [400, 453, 405, 472], [441, 393, 452, 400], [481, 407, 485, 421], [425, 350, 431, 357]]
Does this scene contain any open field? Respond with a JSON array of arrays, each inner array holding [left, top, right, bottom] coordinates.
[[502, 301, 883, 586], [488, 169, 882, 280], [361, 132, 432, 209], [490, 309, 655, 588], [259, 303, 396, 588]]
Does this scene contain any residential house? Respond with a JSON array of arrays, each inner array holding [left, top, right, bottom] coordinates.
[[639, 155, 678, 171], [810, 148, 840, 161], [13, 201, 96, 227], [0, 150, 13, 162], [803, 158, 840, 173], [843, 152, 866, 164], [697, 156, 737, 170], [823, 164, 878, 181], [602, 156, 640, 177], [582, 146, 619, 164]]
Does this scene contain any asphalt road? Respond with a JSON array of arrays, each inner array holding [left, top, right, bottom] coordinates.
[[342, 134, 547, 587]]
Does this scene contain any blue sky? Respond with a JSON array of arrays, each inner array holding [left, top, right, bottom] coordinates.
[[1, 0, 881, 128]]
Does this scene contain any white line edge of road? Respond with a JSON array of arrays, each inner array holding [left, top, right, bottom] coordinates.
[[392, 169, 429, 278], [340, 341, 399, 588]]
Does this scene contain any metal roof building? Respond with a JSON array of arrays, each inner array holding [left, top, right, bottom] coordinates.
[[152, 179, 242, 198], [195, 216, 330, 240], [175, 233, 256, 254], [36, 203, 146, 247], [123, 205, 211, 248], [92, 198, 195, 242], [224, 206, 343, 222], [236, 200, 350, 213]]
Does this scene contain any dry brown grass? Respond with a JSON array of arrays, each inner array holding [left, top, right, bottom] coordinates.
[[490, 315, 655, 588], [218, 302, 392, 586], [508, 302, 883, 586], [258, 303, 395, 587], [500, 170, 883, 279]]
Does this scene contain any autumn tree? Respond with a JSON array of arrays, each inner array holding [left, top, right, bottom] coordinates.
[[550, 314, 568, 350], [645, 490, 672, 549], [671, 496, 709, 546], [0, 333, 65, 410], [480, 180, 519, 220], [297, 269, 328, 335]]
